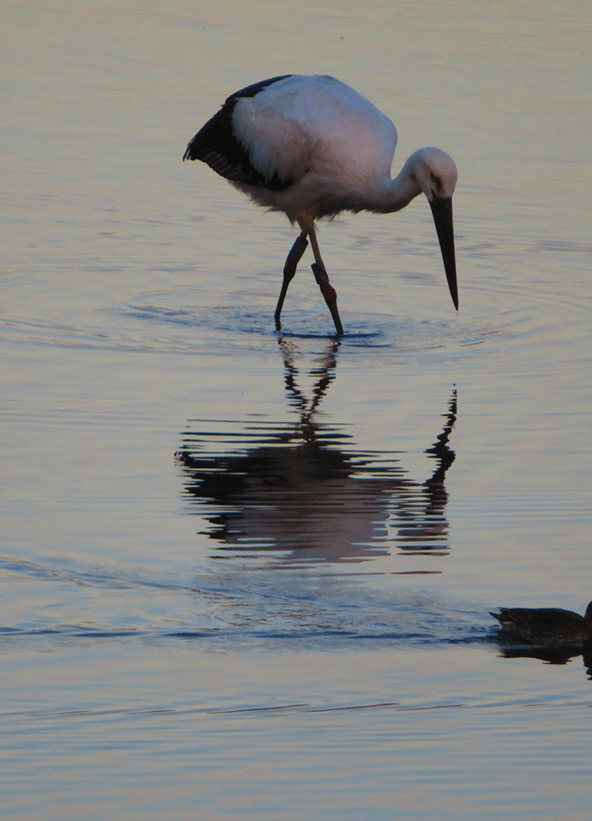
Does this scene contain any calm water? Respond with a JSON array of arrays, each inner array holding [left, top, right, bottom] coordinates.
[[2, 1, 592, 819]]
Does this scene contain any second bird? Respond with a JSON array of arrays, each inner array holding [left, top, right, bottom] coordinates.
[[184, 74, 459, 335]]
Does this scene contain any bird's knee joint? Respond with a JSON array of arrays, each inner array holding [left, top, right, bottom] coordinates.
[[311, 262, 329, 287]]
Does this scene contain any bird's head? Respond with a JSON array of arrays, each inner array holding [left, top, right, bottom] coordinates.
[[585, 600, 592, 629], [411, 147, 458, 203], [408, 148, 459, 310]]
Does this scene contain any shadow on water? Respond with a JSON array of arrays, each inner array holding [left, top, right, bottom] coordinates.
[[176, 338, 457, 565], [494, 642, 592, 679]]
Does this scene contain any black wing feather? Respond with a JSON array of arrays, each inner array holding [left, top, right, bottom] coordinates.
[[183, 75, 295, 192]]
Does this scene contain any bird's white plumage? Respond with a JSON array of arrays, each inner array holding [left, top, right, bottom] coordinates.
[[230, 75, 399, 221]]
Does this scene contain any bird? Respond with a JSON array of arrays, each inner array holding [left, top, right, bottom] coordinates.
[[490, 601, 592, 645], [183, 74, 459, 335]]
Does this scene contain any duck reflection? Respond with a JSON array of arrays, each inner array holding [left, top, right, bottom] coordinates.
[[497, 644, 592, 680], [176, 339, 457, 563]]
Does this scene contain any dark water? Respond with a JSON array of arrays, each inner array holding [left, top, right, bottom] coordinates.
[[2, 1, 592, 819]]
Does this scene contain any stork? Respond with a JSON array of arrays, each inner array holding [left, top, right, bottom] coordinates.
[[183, 74, 459, 335]]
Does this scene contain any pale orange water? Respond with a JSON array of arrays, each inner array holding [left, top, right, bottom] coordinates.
[[2, 1, 592, 819]]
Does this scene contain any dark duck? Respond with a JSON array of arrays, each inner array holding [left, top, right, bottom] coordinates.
[[491, 601, 592, 645]]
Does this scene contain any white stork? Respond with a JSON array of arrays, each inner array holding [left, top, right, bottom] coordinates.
[[183, 74, 458, 335]]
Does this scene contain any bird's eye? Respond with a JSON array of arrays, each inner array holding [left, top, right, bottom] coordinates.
[[431, 173, 442, 192]]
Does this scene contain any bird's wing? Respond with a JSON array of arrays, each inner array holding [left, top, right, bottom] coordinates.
[[184, 75, 398, 194], [494, 607, 582, 628], [184, 75, 302, 192], [229, 99, 316, 191]]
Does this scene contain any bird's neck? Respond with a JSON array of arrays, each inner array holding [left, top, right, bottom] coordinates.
[[370, 163, 422, 214], [585, 601, 592, 629]]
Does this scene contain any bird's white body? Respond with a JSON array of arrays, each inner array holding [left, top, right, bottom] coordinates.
[[184, 74, 459, 334], [230, 75, 403, 221]]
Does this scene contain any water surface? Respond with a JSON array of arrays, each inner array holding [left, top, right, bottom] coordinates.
[[2, 1, 592, 819]]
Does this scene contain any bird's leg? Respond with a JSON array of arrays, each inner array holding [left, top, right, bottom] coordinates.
[[308, 225, 344, 336], [275, 231, 309, 331]]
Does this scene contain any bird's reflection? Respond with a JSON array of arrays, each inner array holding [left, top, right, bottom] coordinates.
[[497, 643, 592, 679], [176, 339, 457, 564]]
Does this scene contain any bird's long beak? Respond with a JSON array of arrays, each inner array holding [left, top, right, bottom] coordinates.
[[429, 196, 458, 310]]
